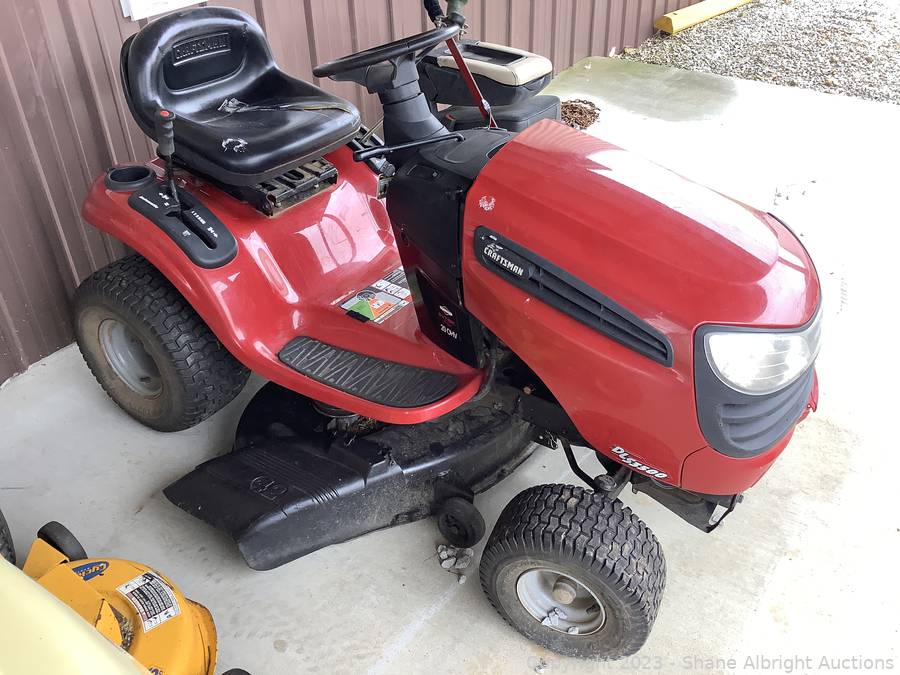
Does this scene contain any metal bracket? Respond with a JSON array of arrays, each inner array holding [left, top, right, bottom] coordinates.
[[560, 438, 632, 499]]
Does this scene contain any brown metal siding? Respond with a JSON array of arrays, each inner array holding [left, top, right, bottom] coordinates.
[[0, 0, 697, 381]]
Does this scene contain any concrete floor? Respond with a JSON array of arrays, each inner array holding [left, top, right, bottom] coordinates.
[[2, 59, 899, 673]]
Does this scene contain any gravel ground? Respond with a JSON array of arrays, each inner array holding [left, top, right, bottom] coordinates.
[[621, 0, 900, 104]]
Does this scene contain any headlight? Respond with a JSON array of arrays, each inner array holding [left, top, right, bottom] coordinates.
[[703, 310, 822, 396]]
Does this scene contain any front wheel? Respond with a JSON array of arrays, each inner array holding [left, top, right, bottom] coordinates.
[[74, 255, 249, 432], [479, 484, 666, 659]]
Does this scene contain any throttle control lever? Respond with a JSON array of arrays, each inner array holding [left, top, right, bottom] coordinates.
[[155, 109, 180, 210]]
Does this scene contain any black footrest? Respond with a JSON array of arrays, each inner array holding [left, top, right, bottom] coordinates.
[[279, 336, 458, 408]]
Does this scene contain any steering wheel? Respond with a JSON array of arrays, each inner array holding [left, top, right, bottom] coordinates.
[[312, 24, 460, 79]]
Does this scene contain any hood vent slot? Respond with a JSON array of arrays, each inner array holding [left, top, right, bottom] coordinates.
[[474, 227, 673, 366]]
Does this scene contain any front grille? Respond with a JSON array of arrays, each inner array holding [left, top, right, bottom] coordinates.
[[695, 326, 815, 458], [474, 227, 673, 366], [718, 369, 813, 450], [531, 265, 672, 365]]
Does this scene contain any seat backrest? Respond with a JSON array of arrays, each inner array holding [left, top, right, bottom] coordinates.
[[122, 7, 274, 137]]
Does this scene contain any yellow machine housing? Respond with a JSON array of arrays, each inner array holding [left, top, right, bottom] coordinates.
[[20, 538, 217, 675]]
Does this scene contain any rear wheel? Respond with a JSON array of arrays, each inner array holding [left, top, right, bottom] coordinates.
[[74, 255, 249, 432], [37, 522, 87, 561], [0, 508, 14, 565], [480, 484, 666, 659]]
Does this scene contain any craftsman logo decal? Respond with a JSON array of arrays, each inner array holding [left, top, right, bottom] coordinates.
[[611, 446, 668, 479], [483, 241, 528, 278], [117, 572, 181, 633], [172, 32, 231, 63], [72, 561, 109, 581]]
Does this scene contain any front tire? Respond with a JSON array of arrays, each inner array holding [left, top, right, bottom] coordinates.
[[74, 255, 249, 432], [479, 484, 666, 659]]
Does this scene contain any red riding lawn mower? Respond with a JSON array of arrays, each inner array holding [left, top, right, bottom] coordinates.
[[74, 0, 821, 660]]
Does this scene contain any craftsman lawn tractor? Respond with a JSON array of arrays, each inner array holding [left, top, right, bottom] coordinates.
[[0, 507, 248, 674], [72, 0, 821, 659]]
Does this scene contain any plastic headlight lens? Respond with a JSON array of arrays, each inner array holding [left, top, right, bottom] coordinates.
[[704, 310, 822, 395]]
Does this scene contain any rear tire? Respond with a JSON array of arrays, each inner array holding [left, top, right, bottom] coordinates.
[[37, 521, 87, 562], [0, 508, 14, 565], [74, 255, 249, 432], [479, 484, 666, 659]]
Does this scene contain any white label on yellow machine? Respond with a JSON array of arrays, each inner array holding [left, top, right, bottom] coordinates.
[[117, 572, 181, 632]]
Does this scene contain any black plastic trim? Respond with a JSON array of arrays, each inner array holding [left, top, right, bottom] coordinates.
[[279, 336, 459, 408], [694, 314, 818, 458], [128, 183, 238, 269], [105, 165, 155, 192], [163, 382, 534, 570], [631, 478, 741, 532], [473, 227, 674, 366]]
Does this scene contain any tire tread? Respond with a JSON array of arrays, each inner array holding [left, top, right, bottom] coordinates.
[[75, 254, 248, 431], [480, 483, 666, 658]]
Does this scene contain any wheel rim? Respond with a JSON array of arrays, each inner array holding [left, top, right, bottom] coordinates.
[[441, 514, 466, 540], [515, 567, 606, 636], [98, 318, 163, 397]]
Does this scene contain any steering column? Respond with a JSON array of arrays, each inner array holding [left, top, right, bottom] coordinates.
[[313, 25, 460, 151]]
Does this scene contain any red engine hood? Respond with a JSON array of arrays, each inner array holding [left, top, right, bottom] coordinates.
[[472, 120, 820, 334], [462, 121, 820, 490]]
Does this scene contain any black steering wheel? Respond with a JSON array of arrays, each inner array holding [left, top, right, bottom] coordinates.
[[312, 24, 459, 79]]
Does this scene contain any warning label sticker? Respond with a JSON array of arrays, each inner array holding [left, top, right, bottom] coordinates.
[[117, 572, 181, 633], [340, 266, 411, 324]]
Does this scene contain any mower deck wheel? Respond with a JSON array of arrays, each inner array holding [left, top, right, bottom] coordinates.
[[37, 521, 87, 562], [437, 497, 486, 548], [74, 254, 249, 432], [0, 508, 14, 565], [479, 484, 666, 659]]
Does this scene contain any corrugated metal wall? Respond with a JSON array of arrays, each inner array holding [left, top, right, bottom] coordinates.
[[0, 0, 697, 382]]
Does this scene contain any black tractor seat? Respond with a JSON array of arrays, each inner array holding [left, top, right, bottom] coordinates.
[[121, 7, 361, 186]]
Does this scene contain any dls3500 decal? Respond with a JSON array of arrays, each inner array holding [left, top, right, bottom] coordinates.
[[611, 446, 668, 479]]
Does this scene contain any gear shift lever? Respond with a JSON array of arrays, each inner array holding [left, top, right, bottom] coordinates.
[[155, 109, 180, 210]]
